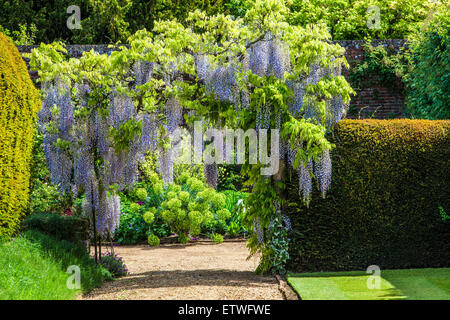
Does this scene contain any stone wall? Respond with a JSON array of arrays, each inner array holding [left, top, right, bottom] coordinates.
[[17, 40, 408, 119]]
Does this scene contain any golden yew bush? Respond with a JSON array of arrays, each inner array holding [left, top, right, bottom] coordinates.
[[0, 32, 41, 239]]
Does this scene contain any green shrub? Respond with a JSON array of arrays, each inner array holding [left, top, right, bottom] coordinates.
[[143, 209, 155, 224], [0, 1, 230, 44], [404, 6, 449, 119], [134, 187, 148, 201], [288, 0, 440, 40], [178, 233, 189, 244], [286, 119, 450, 272], [22, 213, 89, 243], [0, 230, 109, 299], [115, 175, 170, 244], [99, 252, 128, 278], [227, 221, 242, 237], [217, 164, 247, 191], [114, 204, 148, 244], [210, 232, 224, 244], [223, 190, 249, 236], [147, 234, 160, 246], [0, 23, 37, 45], [0, 32, 41, 240], [160, 178, 228, 242]]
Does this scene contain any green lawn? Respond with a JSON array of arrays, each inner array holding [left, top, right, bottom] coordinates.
[[287, 268, 450, 300], [0, 231, 110, 300]]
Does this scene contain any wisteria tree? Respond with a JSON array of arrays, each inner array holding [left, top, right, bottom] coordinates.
[[29, 0, 354, 271], [28, 43, 161, 260]]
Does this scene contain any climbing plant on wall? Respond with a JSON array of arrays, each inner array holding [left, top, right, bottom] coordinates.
[[29, 0, 354, 271]]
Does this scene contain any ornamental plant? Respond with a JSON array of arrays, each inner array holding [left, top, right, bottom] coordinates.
[[210, 233, 224, 244], [147, 234, 160, 246], [115, 178, 169, 244], [0, 32, 41, 239], [160, 177, 230, 243], [99, 252, 128, 278], [134, 188, 148, 201], [29, 0, 355, 273]]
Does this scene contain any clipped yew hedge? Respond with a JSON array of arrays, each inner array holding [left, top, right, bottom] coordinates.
[[22, 213, 90, 244], [0, 32, 41, 240], [286, 119, 450, 272]]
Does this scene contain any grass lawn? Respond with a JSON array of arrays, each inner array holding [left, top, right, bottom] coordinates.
[[287, 268, 450, 300], [0, 230, 110, 299]]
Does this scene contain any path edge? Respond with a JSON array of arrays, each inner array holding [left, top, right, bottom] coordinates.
[[275, 274, 300, 300]]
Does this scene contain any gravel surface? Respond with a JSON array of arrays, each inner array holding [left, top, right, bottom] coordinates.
[[82, 240, 284, 300]]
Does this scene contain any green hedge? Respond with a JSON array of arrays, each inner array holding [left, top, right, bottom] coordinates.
[[0, 32, 41, 240], [22, 213, 89, 244], [286, 119, 450, 272]]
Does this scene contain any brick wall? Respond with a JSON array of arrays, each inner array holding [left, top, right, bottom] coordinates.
[[17, 40, 408, 119], [335, 40, 407, 119]]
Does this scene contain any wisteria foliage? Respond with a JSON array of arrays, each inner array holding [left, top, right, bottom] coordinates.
[[38, 72, 160, 238], [196, 34, 343, 202], [32, 0, 354, 243]]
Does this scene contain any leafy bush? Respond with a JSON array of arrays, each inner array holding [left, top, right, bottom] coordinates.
[[178, 233, 189, 244], [288, 0, 441, 40], [223, 190, 249, 236], [262, 214, 290, 275], [210, 233, 224, 244], [349, 43, 406, 91], [0, 23, 37, 45], [0, 32, 41, 240], [147, 234, 160, 246], [99, 252, 128, 278], [0, 230, 110, 299], [404, 6, 449, 119], [287, 119, 450, 272], [1, 0, 444, 44], [229, 0, 441, 40], [115, 175, 169, 244], [227, 221, 242, 237], [0, 0, 230, 44], [160, 178, 229, 242], [134, 188, 148, 201], [22, 213, 89, 243], [114, 203, 149, 244], [217, 164, 247, 191], [0, 0, 90, 44]]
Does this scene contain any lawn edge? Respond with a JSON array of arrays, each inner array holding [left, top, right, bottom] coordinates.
[[275, 274, 300, 300]]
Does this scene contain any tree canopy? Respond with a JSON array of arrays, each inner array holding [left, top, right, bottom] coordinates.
[[29, 0, 354, 272]]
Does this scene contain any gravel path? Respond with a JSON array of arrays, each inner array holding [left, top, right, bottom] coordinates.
[[82, 241, 284, 300]]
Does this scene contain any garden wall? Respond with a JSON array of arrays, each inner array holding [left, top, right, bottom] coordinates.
[[337, 40, 407, 119], [286, 119, 450, 272], [17, 40, 407, 119]]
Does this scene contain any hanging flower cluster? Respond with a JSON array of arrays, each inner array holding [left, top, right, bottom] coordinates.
[[29, 1, 355, 269]]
